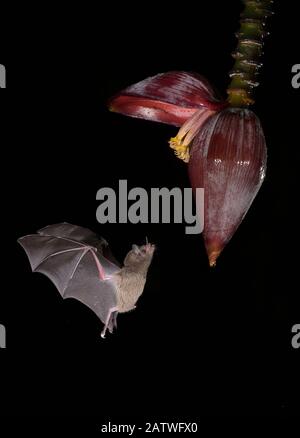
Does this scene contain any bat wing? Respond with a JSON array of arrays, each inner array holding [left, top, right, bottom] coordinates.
[[38, 222, 122, 267], [18, 227, 121, 328]]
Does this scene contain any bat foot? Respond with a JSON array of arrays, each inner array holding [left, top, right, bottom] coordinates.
[[101, 306, 118, 339]]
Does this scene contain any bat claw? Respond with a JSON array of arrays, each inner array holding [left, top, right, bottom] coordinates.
[[101, 331, 106, 339]]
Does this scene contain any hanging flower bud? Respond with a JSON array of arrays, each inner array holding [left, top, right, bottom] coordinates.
[[188, 108, 267, 266]]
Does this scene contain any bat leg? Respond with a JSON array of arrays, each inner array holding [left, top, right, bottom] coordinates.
[[108, 311, 118, 333], [113, 311, 118, 329], [101, 306, 118, 339]]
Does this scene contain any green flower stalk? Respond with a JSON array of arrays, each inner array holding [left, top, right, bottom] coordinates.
[[227, 0, 274, 107]]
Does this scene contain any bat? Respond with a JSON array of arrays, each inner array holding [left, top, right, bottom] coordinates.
[[18, 223, 155, 338]]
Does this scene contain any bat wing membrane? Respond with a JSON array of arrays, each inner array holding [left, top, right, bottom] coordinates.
[[18, 227, 121, 326]]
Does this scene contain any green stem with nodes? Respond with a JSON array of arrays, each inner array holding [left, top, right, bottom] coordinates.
[[227, 0, 274, 107]]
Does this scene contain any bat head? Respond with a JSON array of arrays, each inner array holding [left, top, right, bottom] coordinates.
[[124, 242, 156, 270]]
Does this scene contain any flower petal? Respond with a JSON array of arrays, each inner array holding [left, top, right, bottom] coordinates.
[[109, 71, 225, 127]]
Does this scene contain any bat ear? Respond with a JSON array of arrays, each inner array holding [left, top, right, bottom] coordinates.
[[132, 244, 140, 254]]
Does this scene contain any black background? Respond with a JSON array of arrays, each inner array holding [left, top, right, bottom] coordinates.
[[0, 0, 299, 425]]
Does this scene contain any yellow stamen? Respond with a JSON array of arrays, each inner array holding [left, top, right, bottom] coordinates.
[[168, 108, 215, 164], [169, 136, 190, 163]]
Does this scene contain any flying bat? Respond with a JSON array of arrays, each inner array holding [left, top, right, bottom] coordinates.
[[18, 223, 155, 338]]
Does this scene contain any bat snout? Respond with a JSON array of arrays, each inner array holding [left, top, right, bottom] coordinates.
[[143, 243, 156, 254]]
